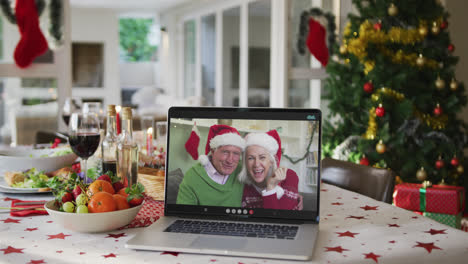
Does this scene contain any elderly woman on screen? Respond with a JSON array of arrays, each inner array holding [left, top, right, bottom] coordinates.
[[238, 130, 300, 210]]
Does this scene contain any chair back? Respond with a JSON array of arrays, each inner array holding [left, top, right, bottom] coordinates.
[[321, 157, 395, 203]]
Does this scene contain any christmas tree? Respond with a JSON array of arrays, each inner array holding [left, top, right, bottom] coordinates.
[[322, 0, 467, 186]]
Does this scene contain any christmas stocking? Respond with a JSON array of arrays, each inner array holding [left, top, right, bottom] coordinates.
[[184, 123, 200, 160], [306, 18, 329, 67], [14, 0, 49, 68]]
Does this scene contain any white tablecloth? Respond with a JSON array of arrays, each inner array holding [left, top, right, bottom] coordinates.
[[1, 183, 468, 264]]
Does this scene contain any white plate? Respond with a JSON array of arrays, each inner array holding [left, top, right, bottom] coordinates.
[[0, 177, 51, 193]]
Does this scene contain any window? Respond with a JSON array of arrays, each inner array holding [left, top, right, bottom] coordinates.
[[119, 18, 158, 62]]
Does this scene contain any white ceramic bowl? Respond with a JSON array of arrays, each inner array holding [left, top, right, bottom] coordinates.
[[44, 200, 143, 233], [0, 147, 77, 175]]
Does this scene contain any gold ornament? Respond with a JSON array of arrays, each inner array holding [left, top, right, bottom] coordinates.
[[418, 26, 428, 37], [457, 165, 464, 174], [416, 167, 428, 181], [371, 94, 380, 102], [339, 45, 347, 54], [435, 76, 445, 90], [388, 3, 398, 16], [438, 178, 447, 186], [431, 22, 440, 35], [422, 180, 432, 189], [450, 79, 458, 91], [416, 54, 425, 67], [376, 140, 386, 154]]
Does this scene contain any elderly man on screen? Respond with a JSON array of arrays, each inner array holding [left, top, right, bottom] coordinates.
[[177, 124, 245, 207]]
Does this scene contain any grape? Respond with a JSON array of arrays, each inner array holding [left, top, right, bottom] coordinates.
[[63, 202, 75, 213], [76, 194, 88, 206], [76, 205, 88, 214]]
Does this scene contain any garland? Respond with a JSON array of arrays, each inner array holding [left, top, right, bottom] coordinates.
[[282, 122, 318, 165], [297, 7, 337, 56], [0, 0, 62, 44]]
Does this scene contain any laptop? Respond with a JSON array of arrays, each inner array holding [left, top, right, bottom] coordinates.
[[126, 107, 321, 260]]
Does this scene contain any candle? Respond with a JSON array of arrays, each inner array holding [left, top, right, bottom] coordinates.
[[146, 127, 153, 157], [116, 105, 121, 135]]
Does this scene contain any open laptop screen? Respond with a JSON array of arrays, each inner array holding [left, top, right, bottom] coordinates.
[[164, 107, 320, 222]]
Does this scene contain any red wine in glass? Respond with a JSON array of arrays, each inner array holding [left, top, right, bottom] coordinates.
[[69, 133, 101, 159]]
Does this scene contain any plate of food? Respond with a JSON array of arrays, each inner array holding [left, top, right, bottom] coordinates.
[[0, 166, 74, 193]]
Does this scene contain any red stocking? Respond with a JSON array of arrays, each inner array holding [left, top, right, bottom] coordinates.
[[184, 123, 200, 160], [306, 18, 329, 67], [14, 0, 49, 68]]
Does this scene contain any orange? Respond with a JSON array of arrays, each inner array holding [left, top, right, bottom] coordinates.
[[117, 188, 128, 197], [87, 180, 115, 197], [113, 194, 130, 210], [88, 192, 117, 213]]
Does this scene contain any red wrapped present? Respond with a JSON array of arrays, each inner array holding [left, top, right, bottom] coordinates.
[[393, 183, 465, 215]]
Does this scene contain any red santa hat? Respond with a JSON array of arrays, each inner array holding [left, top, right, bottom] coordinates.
[[244, 129, 282, 166], [185, 124, 245, 165]]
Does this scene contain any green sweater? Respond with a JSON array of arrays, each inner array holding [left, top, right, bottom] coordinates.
[[176, 162, 243, 207]]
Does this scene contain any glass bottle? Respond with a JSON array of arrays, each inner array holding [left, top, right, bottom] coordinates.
[[101, 104, 118, 176], [116, 107, 139, 187]]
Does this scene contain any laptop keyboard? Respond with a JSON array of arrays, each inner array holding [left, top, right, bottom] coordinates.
[[164, 220, 299, 240]]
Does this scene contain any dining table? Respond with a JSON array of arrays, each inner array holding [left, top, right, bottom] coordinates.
[[1, 182, 468, 264]]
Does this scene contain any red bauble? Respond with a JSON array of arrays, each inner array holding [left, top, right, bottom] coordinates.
[[451, 157, 459, 167], [374, 22, 382, 31], [363, 82, 374, 93], [448, 44, 455, 52], [435, 159, 445, 169], [360, 156, 370, 166], [433, 106, 442, 116], [376, 105, 385, 117], [440, 20, 448, 29]]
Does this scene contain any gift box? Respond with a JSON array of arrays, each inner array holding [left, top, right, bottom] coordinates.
[[393, 183, 465, 215], [423, 212, 462, 229]]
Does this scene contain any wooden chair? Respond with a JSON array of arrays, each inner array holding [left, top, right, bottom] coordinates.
[[321, 157, 396, 203]]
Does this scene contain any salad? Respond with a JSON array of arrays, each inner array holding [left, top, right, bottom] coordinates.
[[10, 168, 53, 189]]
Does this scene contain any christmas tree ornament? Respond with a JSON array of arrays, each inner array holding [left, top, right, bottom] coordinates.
[[450, 156, 459, 167], [440, 20, 448, 29], [435, 156, 444, 170], [375, 104, 385, 117], [435, 76, 445, 90], [416, 54, 425, 67], [456, 165, 464, 174], [438, 178, 447, 186], [418, 26, 428, 37], [433, 103, 442, 116], [450, 78, 458, 91], [416, 167, 427, 181], [371, 94, 380, 102], [339, 44, 347, 54], [376, 140, 386, 154], [388, 3, 398, 16], [363, 82, 374, 93], [360, 155, 370, 166], [447, 44, 455, 52], [374, 21, 382, 31], [431, 22, 440, 35], [422, 180, 432, 189]]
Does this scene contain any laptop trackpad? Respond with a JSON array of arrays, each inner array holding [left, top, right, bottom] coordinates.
[[191, 236, 246, 250]]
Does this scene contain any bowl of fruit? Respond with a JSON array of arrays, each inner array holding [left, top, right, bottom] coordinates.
[[44, 172, 145, 233]]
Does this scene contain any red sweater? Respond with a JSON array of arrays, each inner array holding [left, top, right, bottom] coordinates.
[[241, 169, 299, 210]]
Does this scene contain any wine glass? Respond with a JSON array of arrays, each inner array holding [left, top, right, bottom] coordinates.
[[68, 113, 101, 178], [62, 97, 82, 126], [82, 102, 104, 129]]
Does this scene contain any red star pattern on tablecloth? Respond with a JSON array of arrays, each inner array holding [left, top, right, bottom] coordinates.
[[413, 242, 442, 253], [360, 205, 378, 211], [363, 252, 381, 263], [27, 260, 45, 264], [210, 260, 217, 262], [389, 240, 396, 244], [106, 233, 126, 238], [161, 251, 180, 256], [424, 229, 447, 235], [346, 215, 366, 220], [325, 246, 349, 253], [47, 233, 71, 240], [79, 252, 86, 255], [388, 224, 400, 228], [332, 202, 343, 205], [1, 218, 21, 223], [0, 246, 24, 254], [56, 250, 63, 253], [103, 253, 117, 258], [25, 228, 38, 232], [336, 231, 359, 238]]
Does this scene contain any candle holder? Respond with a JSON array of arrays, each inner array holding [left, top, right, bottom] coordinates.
[[141, 115, 155, 160]]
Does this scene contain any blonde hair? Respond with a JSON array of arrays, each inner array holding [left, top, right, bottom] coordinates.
[[238, 145, 278, 185]]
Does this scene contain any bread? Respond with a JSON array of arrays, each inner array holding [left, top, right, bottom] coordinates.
[[4, 171, 25, 186], [47, 167, 74, 179]]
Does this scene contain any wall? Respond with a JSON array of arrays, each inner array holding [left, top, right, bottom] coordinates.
[[70, 8, 120, 106]]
